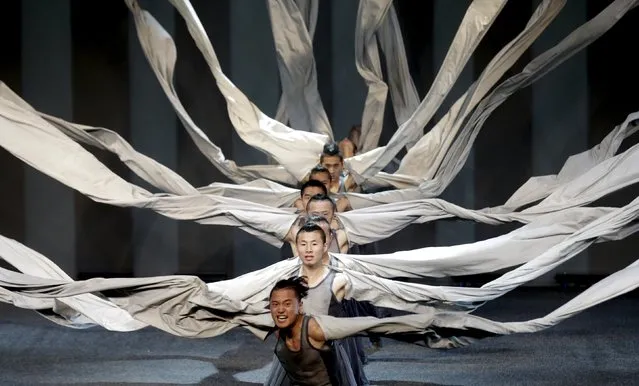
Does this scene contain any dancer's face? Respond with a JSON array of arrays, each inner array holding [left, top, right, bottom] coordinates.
[[296, 230, 327, 267], [307, 201, 335, 224], [321, 155, 343, 182], [301, 187, 325, 209], [309, 171, 331, 191], [270, 288, 302, 329]]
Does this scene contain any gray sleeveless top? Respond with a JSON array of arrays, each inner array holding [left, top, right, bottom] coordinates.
[[328, 230, 340, 254], [274, 315, 335, 386], [300, 269, 344, 318], [337, 173, 348, 193]]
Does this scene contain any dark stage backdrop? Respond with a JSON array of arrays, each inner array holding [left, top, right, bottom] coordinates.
[[0, 0, 637, 285]]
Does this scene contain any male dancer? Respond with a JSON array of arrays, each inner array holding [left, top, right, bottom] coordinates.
[[302, 165, 351, 213], [293, 179, 329, 213], [303, 215, 340, 256], [338, 125, 361, 159], [269, 277, 341, 385], [267, 223, 364, 385], [306, 195, 383, 354], [307, 166, 332, 192], [306, 194, 349, 253], [320, 142, 358, 194], [284, 181, 331, 259]]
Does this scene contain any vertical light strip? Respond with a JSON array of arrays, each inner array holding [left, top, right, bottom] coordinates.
[[129, 0, 179, 276], [433, 0, 476, 249], [531, 0, 589, 284], [21, 0, 76, 277]]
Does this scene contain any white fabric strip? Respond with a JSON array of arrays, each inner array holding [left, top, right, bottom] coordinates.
[[376, 3, 421, 150], [1, 82, 638, 250], [414, 0, 639, 194], [12, 70, 633, 217], [354, 0, 392, 153], [366, 0, 635, 190], [395, 0, 566, 182], [1, 208, 638, 346], [346, 0, 509, 181], [128, 0, 634, 193], [148, 0, 507, 184], [159, 0, 327, 182], [267, 0, 332, 137], [129, 0, 300, 185]]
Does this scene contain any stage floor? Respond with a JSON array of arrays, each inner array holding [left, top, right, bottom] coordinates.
[[1, 289, 638, 385]]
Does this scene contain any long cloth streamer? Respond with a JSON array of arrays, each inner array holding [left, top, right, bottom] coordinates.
[[406, 0, 639, 194], [1, 0, 638, 356], [354, 0, 394, 153], [131, 0, 635, 194], [11, 70, 634, 215], [1, 206, 639, 348], [126, 0, 301, 185], [1, 82, 638, 250], [370, 0, 637, 189], [272, 0, 321, 130], [139, 0, 507, 185], [205, 198, 639, 314], [376, 3, 421, 150], [267, 0, 332, 137]]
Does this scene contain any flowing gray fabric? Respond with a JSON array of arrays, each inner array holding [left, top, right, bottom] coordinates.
[[127, 0, 636, 195], [126, 0, 301, 185], [2, 83, 638, 254], [1, 79, 638, 251], [353, 0, 393, 153], [330, 0, 507, 180], [2, 0, 639, 363], [392, 0, 566, 184], [205, 199, 639, 315], [367, 0, 637, 190], [1, 216, 639, 348], [267, 0, 332, 137], [375, 3, 421, 150], [407, 0, 639, 195], [136, 0, 511, 185], [16, 74, 634, 216]]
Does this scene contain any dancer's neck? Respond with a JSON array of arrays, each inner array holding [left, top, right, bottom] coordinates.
[[302, 264, 327, 287]]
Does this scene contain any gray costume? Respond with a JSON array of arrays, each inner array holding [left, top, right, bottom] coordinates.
[[274, 315, 335, 386], [264, 268, 365, 385]]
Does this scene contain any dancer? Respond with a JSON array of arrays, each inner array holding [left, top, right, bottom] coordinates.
[[305, 195, 349, 253], [267, 223, 368, 385], [320, 142, 358, 194], [293, 179, 328, 213], [338, 124, 361, 158], [305, 165, 352, 212], [283, 181, 329, 259], [304, 215, 340, 257], [307, 166, 332, 193], [269, 276, 346, 386]]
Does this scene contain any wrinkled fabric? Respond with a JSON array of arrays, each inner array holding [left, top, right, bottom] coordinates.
[[135, 0, 511, 185], [411, 0, 639, 194], [1, 80, 638, 251], [9, 72, 633, 214], [267, 0, 332, 137], [1, 0, 639, 364], [375, 3, 420, 150], [346, 0, 509, 180], [2, 82, 639, 252], [128, 0, 636, 194], [126, 0, 303, 185], [1, 206, 639, 347], [353, 0, 394, 153], [149, 0, 327, 183], [394, 0, 565, 181]]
